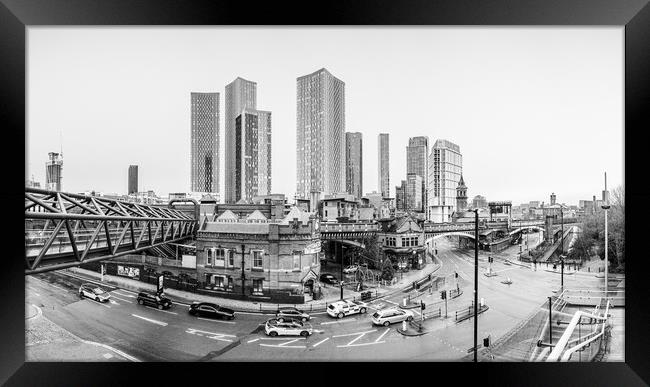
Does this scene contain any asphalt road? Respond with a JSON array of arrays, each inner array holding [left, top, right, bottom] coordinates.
[[25, 235, 605, 361]]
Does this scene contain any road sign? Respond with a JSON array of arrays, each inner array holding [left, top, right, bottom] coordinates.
[[157, 275, 164, 293]]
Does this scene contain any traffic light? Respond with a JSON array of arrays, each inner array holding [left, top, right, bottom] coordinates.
[[455, 272, 459, 278], [421, 300, 426, 310], [483, 336, 490, 347], [440, 290, 446, 300]]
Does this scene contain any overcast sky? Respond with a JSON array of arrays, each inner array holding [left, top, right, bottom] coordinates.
[[27, 27, 623, 205]]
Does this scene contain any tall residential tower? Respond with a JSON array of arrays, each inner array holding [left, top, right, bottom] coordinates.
[[345, 132, 363, 199], [190, 92, 219, 193], [406, 136, 429, 213], [234, 108, 272, 202], [45, 152, 63, 191], [428, 139, 462, 222], [296, 68, 345, 199], [378, 133, 390, 198], [225, 78, 257, 203], [128, 165, 138, 194]]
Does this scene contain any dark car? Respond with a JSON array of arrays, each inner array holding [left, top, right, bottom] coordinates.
[[320, 273, 338, 285], [161, 271, 174, 277], [188, 302, 236, 320], [136, 291, 173, 310], [276, 307, 310, 322]]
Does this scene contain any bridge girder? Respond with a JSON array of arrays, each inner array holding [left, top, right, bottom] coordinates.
[[25, 188, 196, 275]]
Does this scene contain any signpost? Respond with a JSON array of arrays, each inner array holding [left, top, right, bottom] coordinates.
[[157, 274, 164, 294]]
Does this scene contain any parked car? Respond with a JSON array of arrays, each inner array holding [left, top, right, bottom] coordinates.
[[136, 291, 173, 310], [276, 307, 310, 322], [79, 284, 111, 303], [343, 265, 359, 274], [188, 302, 235, 320], [264, 318, 313, 337], [161, 271, 174, 277], [327, 299, 368, 319], [320, 273, 338, 285], [371, 308, 414, 326]]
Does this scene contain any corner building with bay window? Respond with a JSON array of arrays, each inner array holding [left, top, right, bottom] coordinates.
[[195, 207, 321, 303]]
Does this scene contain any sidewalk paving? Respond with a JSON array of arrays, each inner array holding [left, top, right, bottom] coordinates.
[[66, 257, 443, 313], [25, 303, 136, 362]]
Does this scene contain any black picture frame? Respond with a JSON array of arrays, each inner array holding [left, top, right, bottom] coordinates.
[[2, 0, 649, 385]]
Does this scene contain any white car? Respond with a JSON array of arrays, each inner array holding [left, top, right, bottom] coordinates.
[[371, 308, 414, 326], [343, 265, 359, 274], [265, 318, 313, 337], [79, 284, 111, 303], [327, 299, 368, 319]]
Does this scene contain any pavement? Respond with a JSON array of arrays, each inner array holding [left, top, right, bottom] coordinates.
[[25, 303, 137, 362], [64, 256, 442, 314]]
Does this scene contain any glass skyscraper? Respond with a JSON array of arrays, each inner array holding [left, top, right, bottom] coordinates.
[[190, 92, 219, 193], [225, 77, 257, 203], [406, 136, 429, 212], [428, 139, 462, 222], [345, 132, 363, 199], [378, 133, 390, 198], [296, 68, 345, 199], [234, 108, 272, 202]]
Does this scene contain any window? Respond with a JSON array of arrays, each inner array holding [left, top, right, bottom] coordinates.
[[293, 253, 301, 270], [213, 275, 225, 288], [253, 279, 263, 293], [227, 250, 235, 267], [402, 238, 410, 247], [206, 248, 214, 266], [214, 249, 225, 267], [253, 250, 263, 269]]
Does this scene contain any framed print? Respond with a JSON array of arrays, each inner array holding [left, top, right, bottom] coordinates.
[[2, 0, 649, 385]]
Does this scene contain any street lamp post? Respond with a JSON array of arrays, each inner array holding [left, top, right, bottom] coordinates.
[[241, 244, 246, 297], [560, 207, 564, 290], [602, 172, 610, 295], [473, 209, 479, 362], [340, 245, 344, 300]]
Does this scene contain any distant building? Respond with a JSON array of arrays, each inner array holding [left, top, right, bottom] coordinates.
[[428, 139, 462, 220], [296, 68, 345, 199], [405, 173, 423, 213], [128, 165, 138, 195], [378, 133, 390, 198], [377, 215, 427, 271], [26, 175, 41, 188], [320, 194, 359, 222], [406, 137, 429, 212], [472, 195, 488, 209], [395, 180, 406, 211], [225, 77, 258, 203], [45, 152, 63, 191], [234, 108, 272, 202], [345, 132, 363, 199], [190, 92, 219, 193]]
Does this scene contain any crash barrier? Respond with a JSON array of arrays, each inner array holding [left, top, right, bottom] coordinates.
[[455, 304, 489, 322]]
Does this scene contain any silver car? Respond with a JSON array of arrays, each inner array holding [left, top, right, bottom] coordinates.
[[371, 308, 414, 326], [276, 307, 310, 322], [79, 283, 111, 303]]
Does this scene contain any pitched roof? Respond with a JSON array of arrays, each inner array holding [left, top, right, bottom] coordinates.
[[216, 210, 238, 220], [280, 206, 311, 224], [246, 209, 267, 220]]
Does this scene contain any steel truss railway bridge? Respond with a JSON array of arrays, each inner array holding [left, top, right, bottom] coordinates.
[[25, 188, 581, 275]]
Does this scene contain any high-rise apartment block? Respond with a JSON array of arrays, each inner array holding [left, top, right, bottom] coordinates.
[[406, 173, 423, 213], [378, 133, 390, 198], [296, 68, 345, 199], [225, 77, 257, 203], [395, 180, 406, 211], [406, 136, 428, 212], [190, 92, 219, 193], [428, 139, 462, 222], [45, 152, 63, 191], [345, 132, 363, 199], [234, 108, 272, 202], [128, 165, 138, 195]]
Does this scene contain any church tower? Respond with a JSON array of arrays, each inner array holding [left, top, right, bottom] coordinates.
[[456, 175, 468, 211]]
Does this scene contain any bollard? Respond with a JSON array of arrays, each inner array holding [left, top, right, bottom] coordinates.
[[403, 298, 407, 306], [402, 320, 407, 332]]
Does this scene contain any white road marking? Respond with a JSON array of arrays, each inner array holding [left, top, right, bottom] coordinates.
[[93, 301, 111, 308], [33, 292, 41, 297], [320, 318, 357, 325], [131, 314, 168, 326], [186, 328, 236, 342], [198, 317, 235, 324], [384, 299, 399, 305], [375, 328, 390, 343], [312, 329, 324, 333], [313, 337, 330, 347], [145, 306, 178, 315], [332, 329, 377, 338], [247, 338, 260, 343], [258, 337, 307, 348], [109, 300, 120, 305], [111, 295, 133, 303], [103, 353, 113, 359], [338, 341, 386, 348]]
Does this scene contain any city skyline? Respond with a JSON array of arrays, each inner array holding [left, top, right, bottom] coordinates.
[[27, 27, 623, 205]]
